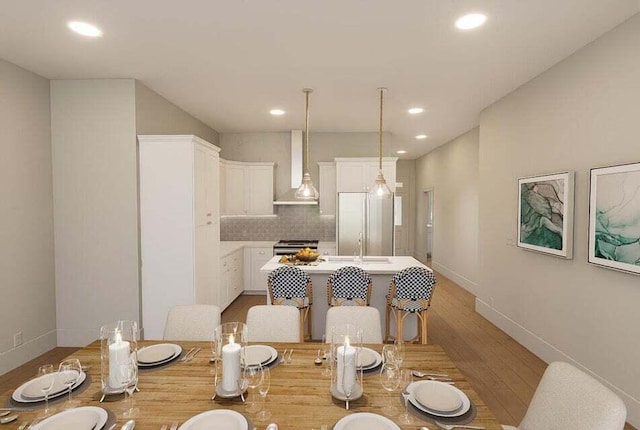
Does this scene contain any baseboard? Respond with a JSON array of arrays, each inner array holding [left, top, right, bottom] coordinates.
[[0, 330, 57, 375], [432, 261, 478, 295], [242, 290, 267, 296], [476, 298, 640, 427], [56, 328, 99, 347]]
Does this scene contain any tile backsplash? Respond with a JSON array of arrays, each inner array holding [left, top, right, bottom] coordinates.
[[220, 205, 336, 241]]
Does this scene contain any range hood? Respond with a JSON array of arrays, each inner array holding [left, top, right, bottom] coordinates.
[[273, 130, 318, 205]]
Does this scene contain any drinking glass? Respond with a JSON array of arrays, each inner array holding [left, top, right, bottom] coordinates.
[[119, 356, 139, 418], [321, 334, 331, 377], [382, 344, 398, 365], [37, 364, 56, 417], [394, 340, 405, 368], [399, 369, 414, 424], [244, 365, 264, 413], [256, 366, 271, 421], [379, 362, 400, 416], [58, 358, 82, 408]]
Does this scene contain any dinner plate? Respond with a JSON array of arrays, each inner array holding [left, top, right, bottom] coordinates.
[[357, 348, 382, 370], [242, 345, 278, 367], [30, 406, 108, 430], [178, 409, 248, 430], [407, 381, 471, 417], [413, 381, 463, 412], [13, 371, 87, 403], [137, 343, 182, 366], [333, 412, 400, 430]]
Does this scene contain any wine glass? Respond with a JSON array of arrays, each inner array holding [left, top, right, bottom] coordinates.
[[256, 366, 271, 421], [58, 358, 82, 408], [399, 369, 414, 424], [244, 365, 264, 413], [394, 340, 405, 368], [382, 344, 398, 365], [119, 356, 139, 418], [321, 334, 331, 377], [379, 362, 400, 416], [37, 364, 56, 417]]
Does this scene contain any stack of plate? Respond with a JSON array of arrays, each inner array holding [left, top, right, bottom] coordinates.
[[179, 409, 249, 430], [30, 406, 108, 430], [334, 412, 400, 430], [12, 370, 87, 404], [356, 347, 383, 372], [137, 343, 183, 368], [407, 380, 471, 418], [241, 345, 279, 367]]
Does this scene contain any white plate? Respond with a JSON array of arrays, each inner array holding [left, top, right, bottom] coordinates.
[[13, 371, 86, 403], [334, 412, 400, 430], [31, 406, 108, 430], [178, 409, 248, 430], [137, 343, 182, 366], [357, 348, 382, 370], [407, 381, 471, 417], [413, 381, 463, 412], [242, 345, 278, 367]]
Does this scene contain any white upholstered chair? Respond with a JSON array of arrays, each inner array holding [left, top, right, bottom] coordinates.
[[163, 304, 221, 341], [325, 306, 383, 344], [502, 361, 626, 430], [246, 305, 301, 342]]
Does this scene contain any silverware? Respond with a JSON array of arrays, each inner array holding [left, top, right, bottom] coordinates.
[[287, 349, 294, 363], [411, 370, 449, 378], [16, 420, 30, 430], [189, 347, 202, 361], [0, 411, 11, 417], [279, 349, 288, 364], [169, 422, 178, 430], [180, 347, 196, 362], [106, 424, 117, 430], [434, 422, 485, 430], [0, 415, 18, 424], [160, 425, 168, 430], [121, 419, 136, 430]]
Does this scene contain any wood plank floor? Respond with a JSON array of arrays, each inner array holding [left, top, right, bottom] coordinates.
[[2, 272, 635, 429]]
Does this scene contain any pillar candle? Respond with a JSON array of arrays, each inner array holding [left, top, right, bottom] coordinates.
[[222, 334, 241, 392], [336, 336, 356, 395], [108, 331, 130, 389]]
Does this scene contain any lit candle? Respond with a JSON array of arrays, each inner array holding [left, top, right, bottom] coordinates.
[[222, 334, 241, 392], [108, 330, 130, 389], [336, 336, 356, 395]]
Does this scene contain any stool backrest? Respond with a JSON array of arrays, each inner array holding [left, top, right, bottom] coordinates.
[[327, 266, 372, 306]]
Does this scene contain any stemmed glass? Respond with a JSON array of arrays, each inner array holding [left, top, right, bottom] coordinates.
[[244, 365, 264, 413], [321, 334, 331, 377], [58, 358, 82, 408], [37, 364, 56, 417], [399, 369, 414, 424], [382, 344, 398, 365], [256, 366, 271, 421], [119, 355, 139, 418], [380, 362, 400, 416], [394, 340, 405, 368]]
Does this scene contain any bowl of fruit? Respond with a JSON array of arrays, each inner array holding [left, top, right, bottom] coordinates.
[[296, 247, 320, 262]]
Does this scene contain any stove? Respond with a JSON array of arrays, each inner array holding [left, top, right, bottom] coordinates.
[[273, 239, 319, 256]]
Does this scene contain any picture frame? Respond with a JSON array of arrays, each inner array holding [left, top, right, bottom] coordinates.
[[517, 171, 574, 258], [588, 162, 640, 275]]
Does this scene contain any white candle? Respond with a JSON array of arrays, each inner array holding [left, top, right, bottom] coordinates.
[[336, 336, 356, 395], [222, 334, 241, 392], [108, 331, 130, 389]]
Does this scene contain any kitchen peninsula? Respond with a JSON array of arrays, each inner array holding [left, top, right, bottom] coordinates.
[[260, 255, 430, 340]]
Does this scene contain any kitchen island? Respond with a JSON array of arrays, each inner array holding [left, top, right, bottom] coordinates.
[[260, 255, 431, 340]]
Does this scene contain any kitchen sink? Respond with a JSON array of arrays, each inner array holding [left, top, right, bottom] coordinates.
[[325, 256, 391, 264]]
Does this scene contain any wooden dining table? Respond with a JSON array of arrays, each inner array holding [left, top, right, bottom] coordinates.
[[2, 341, 503, 429]]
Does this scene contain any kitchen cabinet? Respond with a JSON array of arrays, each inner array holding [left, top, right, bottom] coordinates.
[[317, 244, 336, 257], [138, 135, 221, 339], [220, 248, 244, 310], [318, 162, 336, 216], [244, 247, 272, 294], [220, 159, 275, 216], [335, 157, 397, 193]]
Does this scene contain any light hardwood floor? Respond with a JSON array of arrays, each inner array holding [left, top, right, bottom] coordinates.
[[2, 272, 635, 429]]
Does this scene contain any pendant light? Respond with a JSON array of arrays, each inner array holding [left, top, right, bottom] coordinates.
[[295, 88, 319, 200], [370, 87, 393, 199]]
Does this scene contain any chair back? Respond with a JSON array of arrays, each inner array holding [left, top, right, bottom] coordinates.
[[518, 361, 626, 430], [327, 266, 372, 306], [246, 305, 301, 342], [163, 304, 221, 341], [325, 306, 383, 343], [267, 266, 312, 308], [388, 267, 436, 312]]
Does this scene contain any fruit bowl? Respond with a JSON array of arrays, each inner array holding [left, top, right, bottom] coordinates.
[[296, 248, 319, 262]]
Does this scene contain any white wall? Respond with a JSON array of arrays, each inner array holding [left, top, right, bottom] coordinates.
[[478, 15, 640, 426], [415, 129, 479, 293], [51, 80, 140, 346], [0, 59, 56, 373]]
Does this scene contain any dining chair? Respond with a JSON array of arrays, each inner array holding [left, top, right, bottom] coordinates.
[[325, 306, 383, 343], [326, 266, 372, 307], [385, 266, 436, 344], [163, 304, 221, 341], [246, 305, 301, 342], [501, 361, 626, 430], [267, 266, 313, 341]]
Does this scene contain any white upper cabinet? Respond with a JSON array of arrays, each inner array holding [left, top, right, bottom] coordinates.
[[335, 157, 397, 193], [220, 159, 275, 216], [318, 162, 337, 216]]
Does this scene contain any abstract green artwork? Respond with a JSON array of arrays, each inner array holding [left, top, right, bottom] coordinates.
[[589, 162, 640, 275], [518, 172, 574, 258]]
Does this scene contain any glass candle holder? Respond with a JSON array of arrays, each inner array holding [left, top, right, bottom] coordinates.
[[214, 322, 248, 394], [330, 324, 363, 409], [100, 320, 138, 398]]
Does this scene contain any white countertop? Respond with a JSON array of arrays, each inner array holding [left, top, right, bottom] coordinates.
[[260, 255, 428, 274], [220, 241, 276, 257]]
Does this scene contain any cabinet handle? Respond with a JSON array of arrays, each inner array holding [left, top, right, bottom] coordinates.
[[207, 221, 212, 225], [259, 251, 265, 255], [206, 213, 212, 216]]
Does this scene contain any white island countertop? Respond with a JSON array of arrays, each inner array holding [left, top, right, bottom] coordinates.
[[260, 255, 429, 274]]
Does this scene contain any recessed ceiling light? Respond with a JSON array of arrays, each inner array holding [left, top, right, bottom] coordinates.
[[415, 134, 428, 140], [455, 13, 487, 30], [270, 109, 285, 116], [67, 21, 103, 37], [408, 108, 424, 115], [396, 150, 407, 154]]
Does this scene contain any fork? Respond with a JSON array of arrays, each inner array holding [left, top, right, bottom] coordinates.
[[180, 347, 196, 362], [279, 349, 288, 364], [17, 421, 31, 430], [434, 421, 485, 430], [160, 425, 168, 430], [287, 349, 294, 363], [169, 423, 179, 430]]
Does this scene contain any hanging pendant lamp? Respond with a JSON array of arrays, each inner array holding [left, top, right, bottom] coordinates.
[[295, 88, 319, 200], [370, 87, 393, 199]]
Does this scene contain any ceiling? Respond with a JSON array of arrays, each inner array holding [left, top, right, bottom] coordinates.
[[1, 1, 639, 159]]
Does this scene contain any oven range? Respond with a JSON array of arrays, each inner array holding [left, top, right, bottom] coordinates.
[[273, 239, 319, 256]]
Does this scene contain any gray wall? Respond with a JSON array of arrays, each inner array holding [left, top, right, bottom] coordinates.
[[478, 15, 640, 426], [0, 59, 56, 373]]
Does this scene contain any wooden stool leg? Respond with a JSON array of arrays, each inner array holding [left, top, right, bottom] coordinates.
[[307, 306, 312, 340], [385, 304, 391, 342], [396, 309, 404, 344], [299, 308, 306, 342], [419, 310, 428, 344]]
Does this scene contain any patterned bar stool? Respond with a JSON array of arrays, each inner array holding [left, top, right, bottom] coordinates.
[[385, 267, 436, 344], [327, 266, 372, 307], [267, 266, 313, 341]]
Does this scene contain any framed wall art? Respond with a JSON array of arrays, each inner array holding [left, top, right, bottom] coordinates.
[[517, 172, 574, 258], [588, 162, 640, 275]]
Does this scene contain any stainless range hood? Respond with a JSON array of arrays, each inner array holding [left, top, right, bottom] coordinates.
[[273, 130, 318, 205]]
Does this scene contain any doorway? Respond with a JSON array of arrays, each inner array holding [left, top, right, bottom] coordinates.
[[424, 189, 434, 265]]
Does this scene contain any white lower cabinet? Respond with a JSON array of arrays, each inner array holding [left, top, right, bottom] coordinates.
[[318, 245, 336, 257], [243, 247, 272, 294], [220, 249, 244, 310]]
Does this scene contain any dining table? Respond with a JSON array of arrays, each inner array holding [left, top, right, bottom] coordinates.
[[1, 341, 503, 429]]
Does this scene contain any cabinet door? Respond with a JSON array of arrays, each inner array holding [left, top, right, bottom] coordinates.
[[220, 255, 231, 309], [319, 163, 336, 216], [245, 166, 274, 215], [317, 246, 336, 257], [228, 250, 244, 303], [195, 224, 217, 305], [224, 164, 245, 215], [336, 162, 366, 192], [205, 150, 219, 222], [249, 247, 272, 292], [194, 146, 208, 226]]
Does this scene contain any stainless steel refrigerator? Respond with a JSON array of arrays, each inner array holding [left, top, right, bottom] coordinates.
[[337, 192, 394, 256]]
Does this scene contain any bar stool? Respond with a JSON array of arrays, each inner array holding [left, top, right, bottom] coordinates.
[[385, 267, 436, 344], [267, 266, 313, 341], [326, 266, 372, 307]]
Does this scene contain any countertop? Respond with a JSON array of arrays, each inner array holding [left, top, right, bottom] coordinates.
[[220, 241, 275, 257], [260, 255, 428, 274]]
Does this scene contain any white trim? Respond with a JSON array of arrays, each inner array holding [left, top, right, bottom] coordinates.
[[432, 261, 478, 295], [0, 330, 57, 375], [137, 135, 221, 153], [220, 158, 275, 167]]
